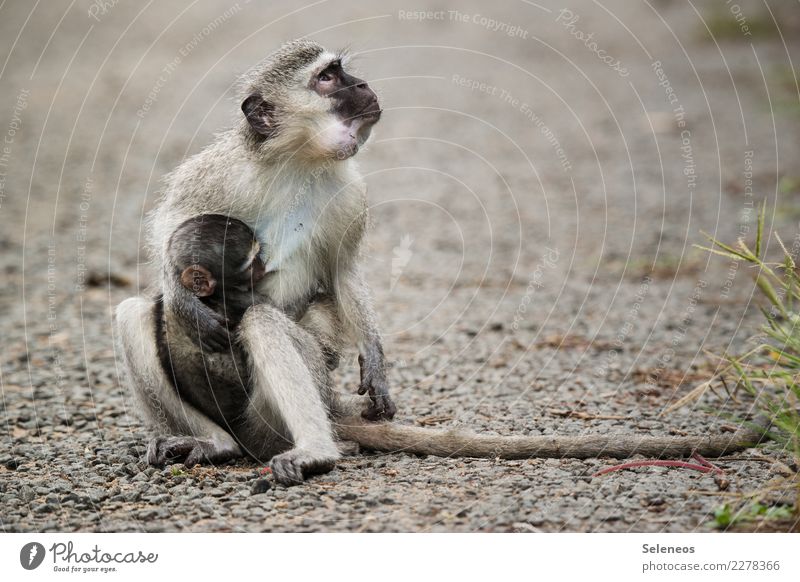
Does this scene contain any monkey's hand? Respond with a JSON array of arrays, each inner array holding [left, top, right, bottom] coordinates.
[[146, 435, 241, 467], [198, 312, 233, 352], [188, 299, 233, 352], [269, 448, 338, 486], [357, 353, 397, 421]]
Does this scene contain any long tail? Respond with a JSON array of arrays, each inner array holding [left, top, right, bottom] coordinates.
[[335, 416, 767, 459]]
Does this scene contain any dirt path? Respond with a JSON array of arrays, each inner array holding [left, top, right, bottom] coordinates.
[[1, 0, 798, 532]]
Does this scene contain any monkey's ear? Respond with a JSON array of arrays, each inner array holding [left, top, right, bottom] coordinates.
[[180, 265, 216, 297], [241, 94, 276, 137]]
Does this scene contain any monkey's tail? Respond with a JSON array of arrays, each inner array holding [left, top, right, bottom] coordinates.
[[335, 416, 768, 460]]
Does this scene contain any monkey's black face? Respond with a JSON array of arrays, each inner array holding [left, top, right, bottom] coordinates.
[[241, 51, 381, 159], [310, 60, 381, 126]]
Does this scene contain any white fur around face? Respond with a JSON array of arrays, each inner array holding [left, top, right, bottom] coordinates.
[[319, 118, 358, 159]]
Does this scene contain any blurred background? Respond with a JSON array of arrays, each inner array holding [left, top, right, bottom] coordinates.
[[1, 0, 799, 532]]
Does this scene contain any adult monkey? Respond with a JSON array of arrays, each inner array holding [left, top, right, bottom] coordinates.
[[117, 39, 392, 485], [116, 40, 764, 486]]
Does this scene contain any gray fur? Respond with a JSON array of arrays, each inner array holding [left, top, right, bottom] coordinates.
[[117, 39, 390, 485]]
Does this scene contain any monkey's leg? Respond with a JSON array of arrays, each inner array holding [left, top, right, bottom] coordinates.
[[297, 294, 341, 370], [237, 304, 341, 485], [115, 297, 243, 467]]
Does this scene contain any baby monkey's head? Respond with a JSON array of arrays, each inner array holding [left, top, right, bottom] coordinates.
[[169, 214, 266, 298]]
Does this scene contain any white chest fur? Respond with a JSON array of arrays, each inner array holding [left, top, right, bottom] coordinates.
[[247, 162, 364, 307], [256, 202, 315, 273]]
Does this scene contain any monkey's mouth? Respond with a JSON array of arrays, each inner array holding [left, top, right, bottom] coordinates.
[[354, 101, 382, 122]]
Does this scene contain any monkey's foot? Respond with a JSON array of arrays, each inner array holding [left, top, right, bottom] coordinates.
[[336, 440, 360, 456], [269, 448, 339, 486], [362, 392, 397, 421], [146, 436, 241, 468]]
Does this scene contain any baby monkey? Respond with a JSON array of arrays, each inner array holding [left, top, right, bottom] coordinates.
[[167, 213, 267, 340], [155, 215, 269, 447], [154, 214, 340, 470]]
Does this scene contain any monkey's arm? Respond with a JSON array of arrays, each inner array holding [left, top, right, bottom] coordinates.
[[167, 284, 233, 352], [115, 296, 242, 466], [334, 266, 396, 421]]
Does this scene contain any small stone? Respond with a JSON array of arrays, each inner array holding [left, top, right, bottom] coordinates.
[[55, 411, 74, 426], [20, 485, 35, 503], [33, 503, 56, 514], [250, 479, 271, 495]]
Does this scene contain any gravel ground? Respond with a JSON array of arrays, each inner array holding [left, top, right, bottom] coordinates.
[[1, 0, 799, 532]]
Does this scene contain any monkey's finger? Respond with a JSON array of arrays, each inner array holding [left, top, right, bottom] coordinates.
[[159, 436, 200, 465], [381, 396, 397, 420], [302, 457, 336, 478], [146, 437, 166, 466], [361, 403, 385, 421], [362, 394, 396, 421], [183, 447, 206, 468], [270, 457, 303, 486], [200, 328, 233, 352]]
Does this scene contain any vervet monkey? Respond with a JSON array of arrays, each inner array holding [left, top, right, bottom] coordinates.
[[116, 40, 763, 486], [117, 39, 393, 485]]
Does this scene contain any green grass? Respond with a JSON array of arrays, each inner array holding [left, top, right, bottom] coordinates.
[[711, 501, 794, 529], [696, 201, 800, 524]]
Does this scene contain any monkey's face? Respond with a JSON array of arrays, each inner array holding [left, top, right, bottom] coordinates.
[[310, 58, 381, 159], [241, 44, 381, 161], [225, 237, 267, 292], [173, 216, 267, 297]]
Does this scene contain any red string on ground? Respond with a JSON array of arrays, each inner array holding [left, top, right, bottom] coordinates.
[[593, 460, 715, 477]]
